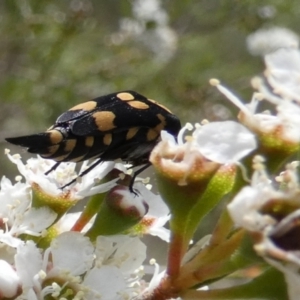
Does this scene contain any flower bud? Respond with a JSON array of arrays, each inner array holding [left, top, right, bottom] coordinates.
[[0, 260, 20, 298], [86, 185, 149, 240]]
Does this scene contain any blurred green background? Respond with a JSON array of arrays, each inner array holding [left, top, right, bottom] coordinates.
[[1, 0, 299, 179]]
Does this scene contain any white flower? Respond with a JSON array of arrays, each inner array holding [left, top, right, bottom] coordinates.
[[0, 177, 56, 248], [151, 120, 255, 187], [228, 165, 279, 232], [228, 159, 300, 232], [193, 121, 257, 164], [133, 183, 170, 242], [211, 79, 300, 144], [136, 25, 178, 62], [95, 235, 146, 275], [15, 233, 94, 298], [14, 233, 93, 299], [115, 0, 177, 62], [83, 266, 127, 300], [171, 121, 256, 164], [84, 235, 146, 299], [263, 48, 300, 103], [228, 161, 300, 300], [150, 123, 222, 186], [15, 241, 42, 294], [13, 233, 147, 299], [132, 0, 168, 25], [5, 150, 121, 200], [246, 26, 299, 56], [0, 260, 20, 298], [49, 232, 94, 276]]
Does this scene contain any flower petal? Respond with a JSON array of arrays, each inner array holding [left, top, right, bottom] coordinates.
[[194, 121, 257, 163], [50, 232, 94, 276]]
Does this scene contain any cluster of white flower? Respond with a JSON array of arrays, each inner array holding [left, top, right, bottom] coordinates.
[[0, 118, 259, 299], [228, 159, 300, 300], [3, 25, 300, 300], [0, 151, 171, 299], [8, 233, 145, 299], [222, 27, 300, 300], [114, 0, 177, 62]]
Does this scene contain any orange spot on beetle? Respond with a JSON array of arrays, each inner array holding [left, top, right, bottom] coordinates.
[[147, 129, 159, 141], [41, 145, 60, 158], [126, 127, 139, 140], [127, 101, 149, 110], [47, 130, 63, 145], [93, 111, 116, 131], [153, 114, 167, 132], [146, 114, 167, 141], [85, 136, 94, 147], [64, 139, 76, 152], [117, 92, 135, 101], [103, 133, 112, 145], [69, 101, 97, 111], [148, 99, 172, 113]]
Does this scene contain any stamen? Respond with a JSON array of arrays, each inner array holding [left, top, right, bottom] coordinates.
[[15, 176, 22, 182], [147, 258, 160, 290], [211, 80, 252, 116], [236, 162, 251, 183], [177, 123, 193, 146]]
